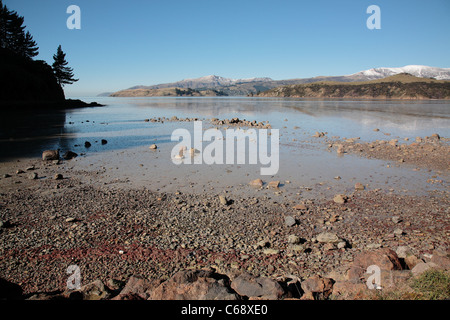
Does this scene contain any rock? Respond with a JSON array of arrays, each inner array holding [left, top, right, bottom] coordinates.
[[392, 216, 402, 224], [431, 133, 440, 140], [333, 194, 347, 204], [396, 246, 413, 259], [149, 270, 238, 300], [263, 248, 280, 255], [313, 131, 325, 138], [284, 216, 296, 227], [2, 174, 11, 178], [218, 195, 228, 206], [411, 262, 440, 277], [65, 217, 76, 223], [42, 150, 59, 161], [0, 278, 23, 299], [62, 151, 78, 160], [149, 144, 157, 150], [336, 145, 345, 154], [404, 255, 421, 270], [301, 275, 334, 299], [373, 128, 380, 132], [431, 255, 450, 270], [393, 228, 404, 236], [230, 272, 284, 299], [389, 139, 398, 147], [288, 234, 301, 244], [75, 280, 111, 300], [293, 204, 307, 210], [290, 244, 305, 252], [331, 281, 369, 300], [354, 183, 365, 191], [249, 179, 264, 188], [101, 139, 108, 145], [255, 239, 270, 249], [84, 141, 91, 148], [54, 173, 63, 180], [267, 180, 280, 189], [316, 232, 341, 244], [28, 172, 38, 180], [112, 275, 162, 300], [347, 248, 402, 282]]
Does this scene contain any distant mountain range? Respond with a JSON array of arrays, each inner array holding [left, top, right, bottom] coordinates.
[[257, 73, 450, 100], [108, 65, 450, 97]]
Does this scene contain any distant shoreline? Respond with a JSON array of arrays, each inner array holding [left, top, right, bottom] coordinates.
[[0, 99, 104, 111]]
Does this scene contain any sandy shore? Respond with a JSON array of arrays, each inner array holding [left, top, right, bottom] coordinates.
[[0, 135, 449, 299]]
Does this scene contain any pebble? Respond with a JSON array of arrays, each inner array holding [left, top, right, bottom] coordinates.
[[284, 216, 296, 227], [249, 179, 263, 188], [218, 195, 228, 206], [333, 194, 347, 204], [28, 172, 38, 180]]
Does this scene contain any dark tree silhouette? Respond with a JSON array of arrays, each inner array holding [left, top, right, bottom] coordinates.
[[0, 0, 38, 59], [52, 45, 78, 87]]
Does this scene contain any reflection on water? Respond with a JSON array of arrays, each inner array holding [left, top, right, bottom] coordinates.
[[0, 97, 449, 161], [0, 109, 67, 160]]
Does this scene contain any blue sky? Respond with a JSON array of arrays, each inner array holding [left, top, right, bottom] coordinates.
[[4, 0, 450, 96]]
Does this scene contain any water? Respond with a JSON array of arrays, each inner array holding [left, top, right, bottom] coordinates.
[[0, 97, 448, 199]]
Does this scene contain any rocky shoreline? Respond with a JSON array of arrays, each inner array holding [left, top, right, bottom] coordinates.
[[0, 150, 449, 300]]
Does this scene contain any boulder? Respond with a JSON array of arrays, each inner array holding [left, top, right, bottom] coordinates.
[[62, 151, 78, 160], [300, 275, 334, 300], [112, 275, 162, 300], [431, 254, 450, 270], [42, 149, 59, 161], [0, 278, 23, 300], [75, 280, 111, 300], [149, 270, 238, 300], [347, 248, 402, 282], [411, 262, 440, 277], [230, 272, 284, 300], [149, 144, 157, 150], [331, 281, 369, 300]]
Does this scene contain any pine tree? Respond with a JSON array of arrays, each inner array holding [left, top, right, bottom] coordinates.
[[0, 1, 8, 48], [0, 0, 39, 59], [52, 45, 78, 87]]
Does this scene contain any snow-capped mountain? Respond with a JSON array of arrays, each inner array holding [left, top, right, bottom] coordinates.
[[349, 65, 450, 80]]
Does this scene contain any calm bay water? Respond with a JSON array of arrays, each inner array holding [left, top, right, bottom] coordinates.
[[0, 97, 448, 199]]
